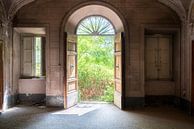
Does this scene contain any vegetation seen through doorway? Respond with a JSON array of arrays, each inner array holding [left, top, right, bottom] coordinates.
[[78, 36, 114, 102]]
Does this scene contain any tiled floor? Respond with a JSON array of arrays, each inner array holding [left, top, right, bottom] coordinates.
[[0, 104, 194, 129]]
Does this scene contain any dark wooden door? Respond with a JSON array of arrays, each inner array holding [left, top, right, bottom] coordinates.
[[145, 37, 158, 79], [192, 41, 194, 114], [145, 35, 172, 80], [114, 33, 124, 109], [0, 42, 3, 111], [64, 34, 78, 109]]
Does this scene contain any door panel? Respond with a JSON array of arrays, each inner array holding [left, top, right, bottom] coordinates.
[[22, 37, 33, 76], [158, 37, 172, 79], [145, 37, 158, 80], [68, 81, 76, 91], [192, 41, 194, 114], [115, 80, 121, 93], [114, 33, 124, 109], [115, 55, 121, 80], [67, 55, 76, 79], [65, 34, 78, 109], [0, 42, 3, 110], [145, 35, 172, 80]]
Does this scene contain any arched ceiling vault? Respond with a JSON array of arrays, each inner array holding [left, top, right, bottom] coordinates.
[[0, 0, 35, 21], [8, 0, 35, 19], [158, 0, 186, 21], [0, 0, 7, 22], [189, 0, 194, 22], [0, 0, 191, 22]]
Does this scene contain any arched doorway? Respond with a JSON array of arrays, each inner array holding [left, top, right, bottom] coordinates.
[[63, 4, 126, 109], [76, 16, 115, 103]]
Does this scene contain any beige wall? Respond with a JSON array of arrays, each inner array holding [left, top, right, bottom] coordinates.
[[13, 30, 21, 94], [145, 81, 175, 95], [14, 0, 182, 102], [18, 78, 46, 94]]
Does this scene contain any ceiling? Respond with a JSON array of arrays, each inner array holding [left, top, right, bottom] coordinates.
[[0, 0, 194, 22]]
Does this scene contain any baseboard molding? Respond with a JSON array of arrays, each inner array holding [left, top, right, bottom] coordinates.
[[145, 95, 175, 106], [125, 96, 192, 114], [18, 94, 46, 105], [174, 97, 192, 115], [125, 97, 145, 108], [46, 96, 64, 107], [6, 95, 17, 108]]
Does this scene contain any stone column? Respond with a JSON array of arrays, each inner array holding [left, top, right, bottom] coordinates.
[[180, 18, 193, 113], [1, 19, 14, 110]]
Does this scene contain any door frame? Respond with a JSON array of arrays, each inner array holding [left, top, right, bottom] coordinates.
[[0, 40, 4, 111], [143, 25, 181, 105], [121, 32, 126, 109], [64, 32, 126, 109], [192, 40, 194, 115], [61, 2, 129, 110]]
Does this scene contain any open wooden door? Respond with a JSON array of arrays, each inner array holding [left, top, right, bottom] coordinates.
[[22, 36, 34, 77], [114, 32, 124, 109], [64, 34, 78, 109], [0, 42, 3, 111], [192, 41, 194, 115]]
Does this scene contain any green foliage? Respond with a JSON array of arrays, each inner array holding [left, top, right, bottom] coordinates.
[[100, 84, 114, 102], [78, 36, 114, 102]]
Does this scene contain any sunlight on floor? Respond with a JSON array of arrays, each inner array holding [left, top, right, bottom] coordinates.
[[52, 103, 102, 116], [3, 107, 20, 112]]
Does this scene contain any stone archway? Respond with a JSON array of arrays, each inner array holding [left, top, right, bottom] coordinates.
[[61, 3, 127, 109], [64, 5, 124, 34]]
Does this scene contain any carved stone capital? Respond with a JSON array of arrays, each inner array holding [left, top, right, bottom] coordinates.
[[1, 19, 12, 39]]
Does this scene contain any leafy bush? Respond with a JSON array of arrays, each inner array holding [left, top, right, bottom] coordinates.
[[78, 36, 114, 102]]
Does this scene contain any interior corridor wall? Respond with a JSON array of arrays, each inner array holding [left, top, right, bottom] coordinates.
[[13, 0, 182, 107]]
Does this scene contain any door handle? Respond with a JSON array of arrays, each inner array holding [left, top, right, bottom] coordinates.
[[70, 64, 74, 68], [155, 56, 158, 67]]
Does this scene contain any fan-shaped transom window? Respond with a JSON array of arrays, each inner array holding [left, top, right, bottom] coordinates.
[[76, 16, 115, 36]]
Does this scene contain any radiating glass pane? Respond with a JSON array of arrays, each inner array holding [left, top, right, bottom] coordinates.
[[77, 16, 115, 35]]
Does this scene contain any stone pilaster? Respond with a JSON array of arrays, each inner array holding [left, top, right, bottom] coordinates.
[[1, 19, 15, 109]]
